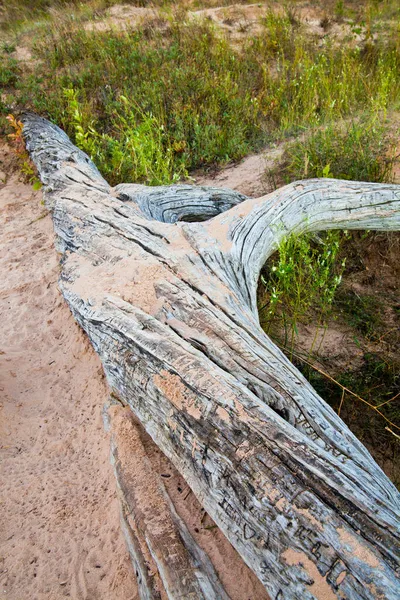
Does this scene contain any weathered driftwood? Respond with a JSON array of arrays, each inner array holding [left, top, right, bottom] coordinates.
[[23, 114, 400, 600], [106, 404, 231, 600]]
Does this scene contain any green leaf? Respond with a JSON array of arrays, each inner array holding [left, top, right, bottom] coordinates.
[[322, 163, 332, 178]]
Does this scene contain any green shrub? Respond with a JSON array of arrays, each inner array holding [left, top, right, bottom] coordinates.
[[277, 116, 397, 183], [63, 88, 186, 185], [259, 230, 346, 353]]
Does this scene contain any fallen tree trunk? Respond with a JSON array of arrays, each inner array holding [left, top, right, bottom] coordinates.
[[107, 403, 231, 600], [23, 114, 400, 600]]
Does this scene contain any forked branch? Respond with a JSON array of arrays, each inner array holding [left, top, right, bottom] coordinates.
[[23, 113, 400, 600]]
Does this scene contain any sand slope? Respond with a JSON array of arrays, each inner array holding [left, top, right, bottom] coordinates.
[[0, 145, 138, 600]]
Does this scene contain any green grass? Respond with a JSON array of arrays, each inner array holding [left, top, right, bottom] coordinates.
[[299, 352, 400, 431], [0, 56, 19, 87], [275, 116, 398, 184], [258, 230, 346, 354], [335, 289, 384, 339], [0, 0, 172, 31], [62, 87, 186, 185], [1, 4, 400, 184]]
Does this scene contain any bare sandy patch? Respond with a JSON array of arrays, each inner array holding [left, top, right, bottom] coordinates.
[[0, 144, 138, 600], [192, 145, 284, 197]]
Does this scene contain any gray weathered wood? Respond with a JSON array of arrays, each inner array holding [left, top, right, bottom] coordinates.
[[22, 113, 400, 600], [108, 404, 231, 600]]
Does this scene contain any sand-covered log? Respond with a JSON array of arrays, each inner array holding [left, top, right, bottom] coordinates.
[[23, 113, 400, 600], [107, 404, 231, 600]]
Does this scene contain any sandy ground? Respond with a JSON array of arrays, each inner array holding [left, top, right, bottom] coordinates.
[[0, 144, 270, 600], [83, 1, 365, 47], [0, 145, 138, 600], [193, 148, 282, 197]]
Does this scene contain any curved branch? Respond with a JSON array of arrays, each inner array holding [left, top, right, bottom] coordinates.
[[22, 113, 247, 221], [197, 180, 400, 312], [115, 183, 247, 222]]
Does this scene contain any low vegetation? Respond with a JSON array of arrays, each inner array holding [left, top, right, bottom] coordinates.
[[274, 115, 398, 183], [1, 1, 400, 183], [259, 228, 399, 485], [259, 230, 346, 354]]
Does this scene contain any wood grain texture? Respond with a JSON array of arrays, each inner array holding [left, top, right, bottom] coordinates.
[[23, 113, 400, 600], [108, 404, 231, 600]]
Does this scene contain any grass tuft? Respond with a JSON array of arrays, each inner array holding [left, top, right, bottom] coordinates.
[[276, 117, 398, 184]]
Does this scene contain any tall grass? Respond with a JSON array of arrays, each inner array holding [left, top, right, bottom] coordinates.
[[2, 7, 399, 183], [63, 88, 186, 185], [276, 115, 399, 184]]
